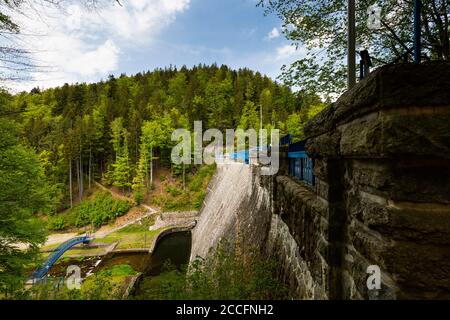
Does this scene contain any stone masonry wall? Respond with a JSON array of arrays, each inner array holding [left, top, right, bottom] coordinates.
[[269, 62, 450, 299]]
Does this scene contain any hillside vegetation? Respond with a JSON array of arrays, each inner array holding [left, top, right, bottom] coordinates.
[[3, 64, 324, 213]]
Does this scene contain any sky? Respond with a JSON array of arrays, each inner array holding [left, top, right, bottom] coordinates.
[[6, 0, 306, 91]]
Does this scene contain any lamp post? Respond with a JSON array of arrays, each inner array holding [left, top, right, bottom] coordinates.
[[348, 0, 356, 89]]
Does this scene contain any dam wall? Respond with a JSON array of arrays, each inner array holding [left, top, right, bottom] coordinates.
[[190, 163, 272, 261], [190, 63, 450, 300], [270, 62, 450, 300]]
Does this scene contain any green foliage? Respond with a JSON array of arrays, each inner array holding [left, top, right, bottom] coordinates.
[[307, 103, 327, 119], [107, 264, 137, 277], [152, 165, 216, 212], [0, 117, 49, 296], [22, 265, 127, 300], [193, 192, 206, 210], [116, 216, 155, 233], [8, 65, 314, 213], [238, 101, 260, 130], [64, 191, 132, 229], [285, 113, 304, 142], [80, 270, 122, 300], [134, 241, 288, 300], [110, 117, 132, 191], [166, 186, 182, 197], [48, 216, 66, 231], [188, 164, 216, 192], [258, 0, 450, 97]]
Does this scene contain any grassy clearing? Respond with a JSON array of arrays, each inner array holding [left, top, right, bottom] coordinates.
[[40, 217, 159, 258], [40, 246, 109, 260], [107, 264, 137, 277], [99, 227, 164, 250]]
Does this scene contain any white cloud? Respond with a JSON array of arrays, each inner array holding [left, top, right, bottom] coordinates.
[[275, 44, 299, 60], [267, 27, 280, 40], [5, 0, 190, 91]]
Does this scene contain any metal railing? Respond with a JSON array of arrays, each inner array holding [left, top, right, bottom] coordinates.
[[32, 236, 91, 280], [288, 151, 315, 186]]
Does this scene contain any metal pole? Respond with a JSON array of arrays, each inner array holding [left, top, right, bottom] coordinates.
[[260, 104, 263, 148], [414, 0, 422, 64], [348, 0, 356, 88]]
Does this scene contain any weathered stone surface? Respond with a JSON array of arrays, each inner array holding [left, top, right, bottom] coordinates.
[[315, 179, 343, 203], [344, 245, 398, 300], [339, 113, 384, 157], [304, 62, 450, 139], [267, 214, 328, 299], [271, 63, 450, 300], [387, 241, 450, 299], [389, 160, 450, 204], [346, 160, 390, 191], [337, 109, 450, 159], [382, 111, 450, 158], [383, 202, 450, 244], [305, 131, 341, 159]]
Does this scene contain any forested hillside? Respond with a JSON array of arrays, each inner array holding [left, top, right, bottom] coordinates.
[[1, 64, 324, 214]]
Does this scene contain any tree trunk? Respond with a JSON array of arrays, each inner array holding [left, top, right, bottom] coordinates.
[[150, 146, 153, 185], [89, 146, 92, 190], [76, 158, 80, 202], [69, 160, 73, 208], [79, 154, 83, 201], [183, 163, 186, 190], [135, 132, 138, 164], [144, 152, 149, 188]]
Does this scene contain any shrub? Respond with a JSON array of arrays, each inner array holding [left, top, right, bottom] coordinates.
[[151, 165, 216, 212], [48, 216, 66, 231], [133, 190, 144, 205], [69, 191, 132, 229], [193, 192, 206, 210], [108, 264, 137, 277], [165, 185, 182, 197], [188, 165, 215, 192], [133, 241, 288, 300]]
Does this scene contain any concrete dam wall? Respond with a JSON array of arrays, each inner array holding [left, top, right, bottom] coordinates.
[[190, 163, 272, 261]]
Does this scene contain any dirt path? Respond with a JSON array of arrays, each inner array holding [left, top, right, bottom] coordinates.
[[44, 183, 160, 248], [94, 181, 133, 202]]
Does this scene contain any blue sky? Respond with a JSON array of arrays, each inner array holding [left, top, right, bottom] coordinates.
[[10, 0, 304, 91], [120, 0, 294, 76]]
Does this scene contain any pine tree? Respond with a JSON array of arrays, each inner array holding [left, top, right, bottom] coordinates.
[[0, 118, 49, 296], [110, 117, 132, 193]]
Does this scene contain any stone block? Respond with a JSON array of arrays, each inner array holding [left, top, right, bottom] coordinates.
[[305, 131, 341, 159], [387, 241, 450, 299], [304, 62, 450, 139]]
